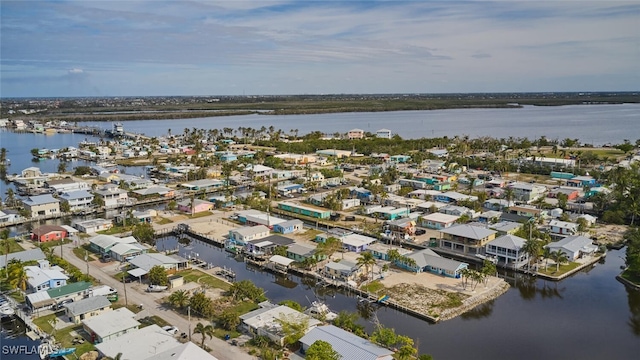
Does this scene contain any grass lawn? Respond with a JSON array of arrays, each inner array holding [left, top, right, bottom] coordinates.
[[72, 244, 97, 261], [32, 315, 97, 357], [38, 239, 72, 249], [33, 314, 57, 333], [156, 217, 174, 225], [179, 269, 231, 291], [360, 280, 385, 294], [97, 225, 133, 235], [139, 315, 171, 328], [112, 303, 143, 314], [538, 261, 582, 276], [229, 301, 259, 315], [0, 238, 25, 254], [188, 211, 214, 219]]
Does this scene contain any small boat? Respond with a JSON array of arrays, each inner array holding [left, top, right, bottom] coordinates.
[[48, 347, 76, 357], [146, 284, 168, 292], [304, 301, 338, 321], [0, 305, 15, 317], [377, 295, 390, 303]]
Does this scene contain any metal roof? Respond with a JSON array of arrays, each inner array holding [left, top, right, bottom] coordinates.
[[0, 248, 45, 268], [83, 307, 140, 337], [64, 295, 111, 317], [269, 255, 295, 266], [299, 325, 394, 360], [440, 224, 496, 240], [487, 234, 526, 250]]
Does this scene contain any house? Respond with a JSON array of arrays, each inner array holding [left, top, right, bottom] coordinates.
[[278, 201, 332, 219], [483, 199, 510, 211], [489, 221, 522, 235], [373, 206, 409, 221], [109, 241, 148, 262], [277, 183, 304, 196], [286, 243, 322, 262], [83, 307, 141, 343], [548, 219, 579, 236], [433, 191, 477, 204], [324, 259, 362, 282], [177, 198, 214, 214], [367, 243, 412, 261], [508, 182, 546, 203], [31, 225, 68, 242], [341, 198, 361, 210], [64, 295, 112, 324], [545, 235, 598, 261], [45, 178, 89, 194], [385, 218, 416, 234], [341, 233, 377, 253], [72, 218, 113, 233], [89, 234, 139, 255], [26, 281, 92, 311], [416, 201, 447, 213], [59, 190, 94, 212], [180, 179, 224, 191], [228, 225, 271, 245], [376, 128, 392, 139], [0, 209, 22, 224], [508, 205, 547, 218], [0, 248, 46, 269], [300, 325, 394, 360], [428, 149, 449, 158], [273, 219, 304, 234], [439, 224, 497, 255], [116, 209, 155, 224], [247, 164, 274, 179], [127, 253, 189, 277], [96, 330, 218, 360], [240, 302, 321, 346], [547, 187, 580, 201], [440, 204, 478, 218], [478, 211, 503, 224], [347, 128, 365, 139], [566, 175, 597, 188], [575, 214, 597, 227], [22, 194, 60, 217], [390, 154, 411, 163], [397, 249, 468, 277], [25, 260, 69, 293], [485, 234, 528, 266], [234, 210, 287, 228], [93, 184, 129, 208], [350, 187, 373, 202], [245, 235, 295, 257], [21, 167, 42, 178], [132, 186, 175, 198], [419, 213, 459, 230]]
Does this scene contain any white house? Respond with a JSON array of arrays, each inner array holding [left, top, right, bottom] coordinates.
[[548, 219, 579, 236], [25, 260, 69, 293], [22, 194, 60, 218], [60, 190, 94, 212], [93, 184, 129, 208], [375, 129, 392, 139], [485, 234, 528, 267], [239, 302, 321, 346], [545, 235, 598, 261], [228, 225, 271, 245], [300, 325, 394, 360], [83, 307, 141, 343]]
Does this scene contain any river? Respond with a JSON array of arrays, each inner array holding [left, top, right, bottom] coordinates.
[[156, 236, 640, 359], [80, 104, 640, 146]]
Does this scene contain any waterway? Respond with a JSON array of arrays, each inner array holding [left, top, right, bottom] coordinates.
[[156, 236, 640, 359], [80, 104, 640, 146]]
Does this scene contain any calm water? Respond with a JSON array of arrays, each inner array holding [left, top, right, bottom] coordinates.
[[157, 236, 640, 359], [81, 104, 640, 145]]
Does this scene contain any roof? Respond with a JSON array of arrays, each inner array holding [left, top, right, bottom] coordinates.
[[94, 324, 180, 360], [26, 291, 55, 309], [0, 248, 45, 268], [110, 242, 146, 256], [546, 235, 598, 254], [90, 234, 137, 250], [83, 307, 140, 337], [440, 224, 496, 240], [342, 234, 377, 247], [47, 281, 92, 299], [232, 225, 270, 237], [299, 325, 394, 360], [549, 219, 579, 229], [133, 186, 173, 196], [253, 235, 295, 247], [23, 194, 60, 206], [269, 255, 295, 267], [423, 212, 460, 223], [325, 260, 358, 272], [128, 267, 148, 277], [32, 225, 67, 237], [153, 342, 219, 360], [487, 234, 527, 250], [274, 219, 303, 228], [249, 164, 273, 173], [129, 253, 181, 272], [240, 304, 321, 333], [26, 265, 69, 288], [64, 295, 111, 317], [489, 221, 522, 233], [60, 190, 93, 200], [286, 243, 317, 257]]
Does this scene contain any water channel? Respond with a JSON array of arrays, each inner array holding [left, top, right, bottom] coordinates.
[[156, 236, 640, 359]]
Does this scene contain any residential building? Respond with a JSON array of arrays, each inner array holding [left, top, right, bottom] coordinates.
[[278, 201, 332, 219], [64, 295, 112, 324], [324, 259, 362, 282], [390, 154, 411, 163], [440, 204, 478, 218], [375, 128, 392, 139], [485, 234, 528, 266], [286, 243, 321, 262], [0, 248, 45, 269], [83, 307, 141, 343], [239, 302, 321, 346], [229, 225, 271, 245], [545, 235, 598, 261], [0, 209, 22, 224], [127, 253, 189, 277], [508, 205, 547, 218], [245, 235, 295, 256], [419, 213, 459, 230], [347, 128, 365, 139], [434, 191, 477, 204], [489, 221, 522, 235], [341, 233, 377, 253], [508, 182, 546, 203], [26, 281, 92, 311], [439, 224, 497, 255], [89, 234, 139, 255], [367, 243, 412, 261], [316, 149, 352, 158], [180, 179, 224, 191], [299, 325, 394, 360], [548, 219, 579, 236], [94, 184, 129, 208], [547, 187, 580, 201], [45, 178, 89, 194], [396, 248, 468, 277], [246, 164, 274, 179], [132, 186, 175, 198], [60, 190, 94, 212], [478, 210, 503, 224], [25, 260, 69, 293], [109, 241, 148, 262], [566, 175, 597, 188], [72, 218, 113, 233], [273, 219, 304, 234], [372, 206, 409, 221], [177, 198, 214, 213], [483, 199, 510, 211], [22, 194, 60, 217], [31, 225, 68, 242], [235, 209, 287, 228], [525, 156, 575, 168]]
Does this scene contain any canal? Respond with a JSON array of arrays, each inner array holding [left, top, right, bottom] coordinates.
[[156, 236, 640, 359]]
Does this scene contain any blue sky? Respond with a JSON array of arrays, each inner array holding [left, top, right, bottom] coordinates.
[[1, 1, 639, 97]]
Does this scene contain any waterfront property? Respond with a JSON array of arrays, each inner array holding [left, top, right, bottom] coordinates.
[[396, 249, 468, 278], [89, 234, 139, 255], [0, 248, 45, 268], [63, 295, 112, 324], [485, 234, 528, 267], [278, 201, 332, 219], [72, 218, 114, 233], [439, 224, 497, 255], [245, 235, 295, 256], [83, 307, 141, 343], [347, 128, 365, 139], [548, 219, 579, 237], [234, 209, 287, 227], [26, 281, 93, 312], [376, 128, 392, 139], [0, 209, 23, 223], [286, 243, 323, 262], [367, 243, 412, 261], [45, 178, 90, 194], [31, 224, 68, 242], [25, 260, 69, 293], [419, 212, 460, 229], [128, 253, 189, 276], [239, 302, 321, 346], [22, 194, 60, 217], [59, 190, 94, 212], [180, 178, 225, 191], [177, 198, 214, 214], [299, 325, 394, 360], [228, 225, 271, 245], [273, 219, 304, 234], [545, 235, 598, 261], [94, 184, 129, 208], [324, 259, 362, 282], [341, 233, 377, 252]]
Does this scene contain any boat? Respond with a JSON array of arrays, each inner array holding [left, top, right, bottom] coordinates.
[[377, 295, 390, 303], [146, 284, 168, 292], [0, 305, 15, 317], [38, 340, 75, 359], [304, 301, 338, 321]]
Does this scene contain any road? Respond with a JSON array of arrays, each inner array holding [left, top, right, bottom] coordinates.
[[58, 241, 255, 360]]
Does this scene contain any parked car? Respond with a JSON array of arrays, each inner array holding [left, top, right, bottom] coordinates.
[[345, 216, 356, 221], [55, 299, 73, 310], [415, 229, 426, 235], [162, 326, 179, 335], [100, 254, 112, 263]]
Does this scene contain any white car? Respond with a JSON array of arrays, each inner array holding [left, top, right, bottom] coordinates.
[[162, 326, 179, 335]]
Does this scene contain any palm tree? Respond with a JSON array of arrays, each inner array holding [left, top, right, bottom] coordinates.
[[193, 322, 215, 347], [1, 229, 10, 279], [504, 187, 515, 206], [8, 262, 27, 291], [522, 239, 542, 271], [541, 247, 552, 271], [356, 251, 376, 281], [551, 250, 568, 272], [168, 289, 190, 310]]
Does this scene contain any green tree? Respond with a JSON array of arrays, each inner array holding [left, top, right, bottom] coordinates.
[[92, 195, 105, 208], [333, 311, 365, 336], [166, 200, 177, 211], [305, 340, 341, 360], [60, 201, 71, 213], [227, 280, 267, 302], [551, 249, 569, 272], [30, 148, 39, 158], [193, 322, 215, 347], [57, 162, 67, 174], [1, 229, 11, 279], [576, 217, 589, 234], [316, 236, 342, 260], [556, 193, 568, 210], [132, 222, 155, 243], [356, 251, 376, 281], [624, 227, 640, 278], [189, 291, 214, 318], [276, 313, 309, 347], [7, 261, 28, 291], [273, 245, 288, 257], [481, 259, 497, 283], [168, 289, 190, 310], [217, 308, 240, 331], [522, 238, 543, 271], [279, 300, 304, 312], [148, 265, 168, 286]]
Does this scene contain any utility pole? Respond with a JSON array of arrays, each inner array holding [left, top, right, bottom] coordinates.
[[122, 273, 128, 306], [84, 250, 89, 276], [188, 306, 191, 341]]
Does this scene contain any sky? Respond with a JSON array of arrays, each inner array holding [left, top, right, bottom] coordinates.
[[1, 1, 639, 97]]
